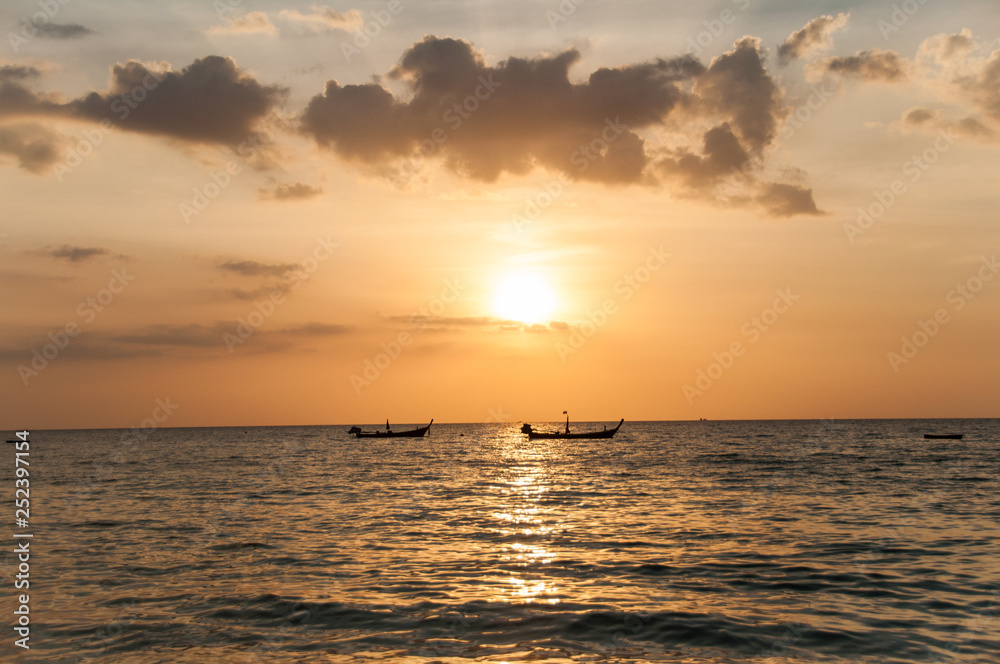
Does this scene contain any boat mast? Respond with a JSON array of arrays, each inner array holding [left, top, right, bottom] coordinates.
[[563, 410, 569, 434]]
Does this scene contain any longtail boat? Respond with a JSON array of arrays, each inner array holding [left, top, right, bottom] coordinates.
[[348, 419, 433, 438], [521, 415, 624, 440]]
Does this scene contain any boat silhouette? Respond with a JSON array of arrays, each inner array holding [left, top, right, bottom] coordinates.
[[521, 413, 624, 440], [348, 419, 433, 438]]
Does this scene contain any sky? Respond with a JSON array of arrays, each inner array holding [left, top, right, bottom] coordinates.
[[1, 0, 998, 429]]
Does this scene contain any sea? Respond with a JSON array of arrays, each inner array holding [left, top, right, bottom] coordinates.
[[6, 419, 999, 663]]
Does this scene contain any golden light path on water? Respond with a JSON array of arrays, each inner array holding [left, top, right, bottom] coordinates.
[[491, 430, 562, 606]]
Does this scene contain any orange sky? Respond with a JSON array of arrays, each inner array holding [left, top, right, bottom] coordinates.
[[2, 1, 999, 429]]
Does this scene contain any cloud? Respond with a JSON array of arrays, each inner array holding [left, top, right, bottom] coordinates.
[[277, 6, 363, 33], [0, 123, 64, 173], [208, 11, 278, 36], [815, 49, 908, 82], [301, 35, 703, 182], [658, 123, 750, 188], [278, 322, 351, 335], [36, 245, 111, 262], [112, 323, 230, 348], [0, 64, 43, 80], [0, 56, 286, 146], [693, 38, 788, 150], [889, 32, 1000, 142], [778, 13, 850, 65], [756, 183, 823, 217], [300, 35, 818, 215], [259, 182, 323, 200], [900, 107, 995, 142], [35, 23, 93, 40], [956, 48, 1000, 123], [917, 29, 977, 64], [219, 260, 299, 277]]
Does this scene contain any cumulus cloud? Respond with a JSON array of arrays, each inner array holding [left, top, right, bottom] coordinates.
[[815, 49, 908, 82], [778, 13, 849, 65], [259, 182, 324, 200], [300, 35, 819, 216], [208, 11, 278, 36], [917, 28, 977, 64], [0, 56, 286, 146]]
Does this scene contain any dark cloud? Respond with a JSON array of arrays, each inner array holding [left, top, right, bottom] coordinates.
[[112, 323, 230, 348], [756, 183, 823, 217], [301, 36, 705, 183], [229, 286, 288, 301], [0, 320, 351, 364], [36, 245, 111, 262], [658, 123, 750, 188], [694, 38, 788, 150], [35, 23, 94, 39], [817, 49, 908, 82], [219, 260, 298, 277], [903, 107, 938, 125], [260, 182, 323, 200], [0, 123, 63, 173], [300, 36, 817, 215], [278, 322, 351, 335], [778, 13, 849, 65], [0, 56, 286, 145], [0, 65, 42, 80]]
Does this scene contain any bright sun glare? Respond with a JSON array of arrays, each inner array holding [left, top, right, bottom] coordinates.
[[492, 271, 557, 324]]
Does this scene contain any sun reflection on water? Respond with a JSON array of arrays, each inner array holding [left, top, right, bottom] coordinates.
[[489, 433, 564, 605]]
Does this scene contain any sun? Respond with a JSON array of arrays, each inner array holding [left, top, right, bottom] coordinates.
[[492, 270, 557, 324]]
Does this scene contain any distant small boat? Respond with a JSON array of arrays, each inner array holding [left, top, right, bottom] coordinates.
[[923, 433, 963, 440], [521, 413, 624, 440], [348, 419, 433, 438]]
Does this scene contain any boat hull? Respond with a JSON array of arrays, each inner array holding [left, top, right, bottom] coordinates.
[[351, 420, 433, 438], [923, 433, 963, 440], [526, 419, 624, 440]]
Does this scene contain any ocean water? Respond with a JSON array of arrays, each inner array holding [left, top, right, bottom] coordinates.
[[7, 419, 1000, 663]]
